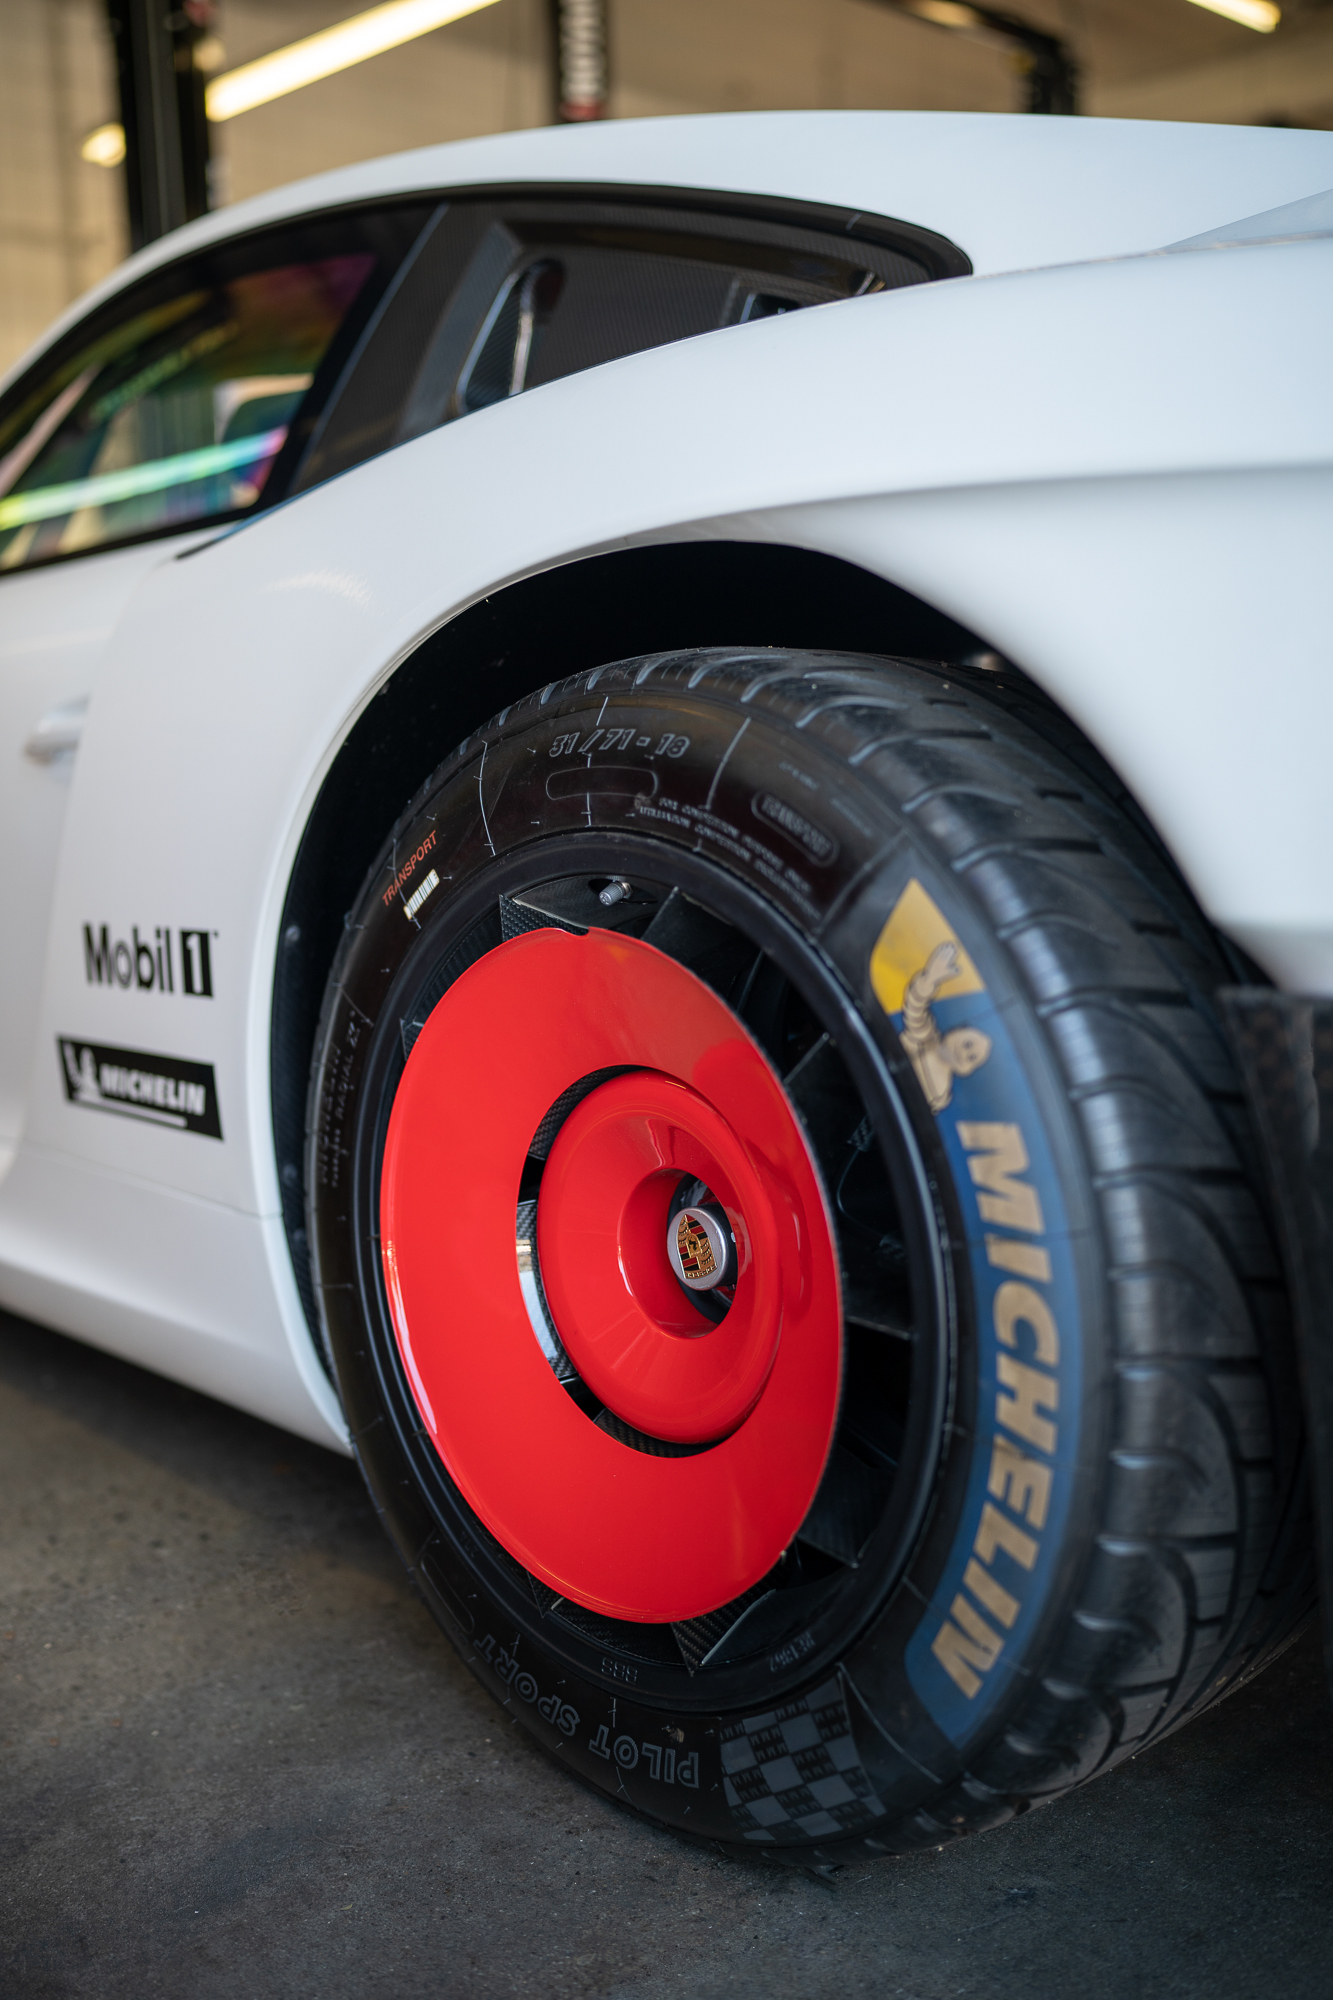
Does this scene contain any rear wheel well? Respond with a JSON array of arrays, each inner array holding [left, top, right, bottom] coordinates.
[[271, 540, 990, 1343]]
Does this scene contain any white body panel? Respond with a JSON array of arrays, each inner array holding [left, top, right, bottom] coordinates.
[[1, 113, 1329, 1447]]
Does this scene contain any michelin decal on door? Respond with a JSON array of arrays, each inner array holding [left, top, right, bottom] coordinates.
[[57, 1038, 222, 1139]]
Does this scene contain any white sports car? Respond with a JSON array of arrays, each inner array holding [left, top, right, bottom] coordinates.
[[2, 109, 1331, 1864]]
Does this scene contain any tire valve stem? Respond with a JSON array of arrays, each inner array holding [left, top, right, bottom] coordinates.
[[598, 878, 632, 908]]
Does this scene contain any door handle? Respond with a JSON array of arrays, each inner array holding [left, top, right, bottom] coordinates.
[[24, 695, 89, 764]]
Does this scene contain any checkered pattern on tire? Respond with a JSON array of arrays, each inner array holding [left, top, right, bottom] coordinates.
[[720, 1676, 887, 1843]]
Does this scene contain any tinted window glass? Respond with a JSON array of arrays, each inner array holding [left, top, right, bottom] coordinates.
[[0, 205, 431, 572], [0, 256, 370, 569]]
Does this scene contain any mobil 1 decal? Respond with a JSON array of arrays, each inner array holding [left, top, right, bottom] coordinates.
[[57, 1038, 222, 1139], [871, 879, 1080, 1745], [83, 923, 214, 996]]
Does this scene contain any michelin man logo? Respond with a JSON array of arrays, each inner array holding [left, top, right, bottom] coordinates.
[[900, 941, 992, 1113], [870, 879, 992, 1113], [67, 1042, 101, 1104]]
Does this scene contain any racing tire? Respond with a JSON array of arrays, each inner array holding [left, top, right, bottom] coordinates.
[[306, 648, 1312, 1863]]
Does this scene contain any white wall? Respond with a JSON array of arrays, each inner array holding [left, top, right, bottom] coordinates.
[[0, 0, 125, 378]]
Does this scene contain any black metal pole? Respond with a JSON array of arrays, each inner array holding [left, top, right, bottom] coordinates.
[[104, 0, 213, 249], [551, 0, 609, 122], [877, 1, 1078, 116], [990, 5, 1078, 117], [173, 3, 216, 222]]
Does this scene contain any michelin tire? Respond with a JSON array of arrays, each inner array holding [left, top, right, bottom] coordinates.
[[306, 649, 1311, 1861]]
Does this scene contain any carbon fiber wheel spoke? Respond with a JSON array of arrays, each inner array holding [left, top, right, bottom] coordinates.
[[796, 1444, 894, 1566], [783, 1036, 914, 1339], [671, 1577, 777, 1673], [639, 887, 761, 1003], [775, 1034, 918, 1572]]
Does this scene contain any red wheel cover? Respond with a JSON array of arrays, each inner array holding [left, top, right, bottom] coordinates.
[[380, 925, 842, 1623]]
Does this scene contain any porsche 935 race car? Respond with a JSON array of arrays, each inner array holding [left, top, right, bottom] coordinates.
[[2, 108, 1332, 1864]]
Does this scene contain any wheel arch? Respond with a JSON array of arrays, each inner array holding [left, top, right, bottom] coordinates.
[[272, 536, 1003, 1348]]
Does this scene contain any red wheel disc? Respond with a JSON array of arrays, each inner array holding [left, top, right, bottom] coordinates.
[[380, 925, 842, 1623]]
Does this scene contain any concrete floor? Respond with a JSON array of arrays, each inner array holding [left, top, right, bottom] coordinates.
[[3, 1308, 1332, 2000]]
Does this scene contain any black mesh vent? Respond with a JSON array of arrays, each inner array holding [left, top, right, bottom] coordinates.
[[299, 186, 966, 490]]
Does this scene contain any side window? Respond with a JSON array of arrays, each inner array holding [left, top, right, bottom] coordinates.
[[299, 192, 968, 490], [0, 204, 430, 572]]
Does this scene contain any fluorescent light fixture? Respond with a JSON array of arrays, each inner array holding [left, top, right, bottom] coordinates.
[[79, 0, 502, 171], [205, 0, 504, 121], [81, 123, 126, 167], [905, 2, 984, 26], [1184, 0, 1280, 29]]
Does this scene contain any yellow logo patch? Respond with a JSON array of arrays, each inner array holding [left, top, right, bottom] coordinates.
[[869, 878, 985, 1015], [871, 879, 991, 1115]]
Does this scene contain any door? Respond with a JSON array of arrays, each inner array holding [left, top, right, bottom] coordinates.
[[0, 200, 431, 1152]]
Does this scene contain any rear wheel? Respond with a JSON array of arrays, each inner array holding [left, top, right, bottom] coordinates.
[[307, 648, 1311, 1861]]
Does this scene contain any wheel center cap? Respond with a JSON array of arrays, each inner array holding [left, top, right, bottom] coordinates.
[[537, 1071, 781, 1442], [669, 1206, 729, 1291]]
